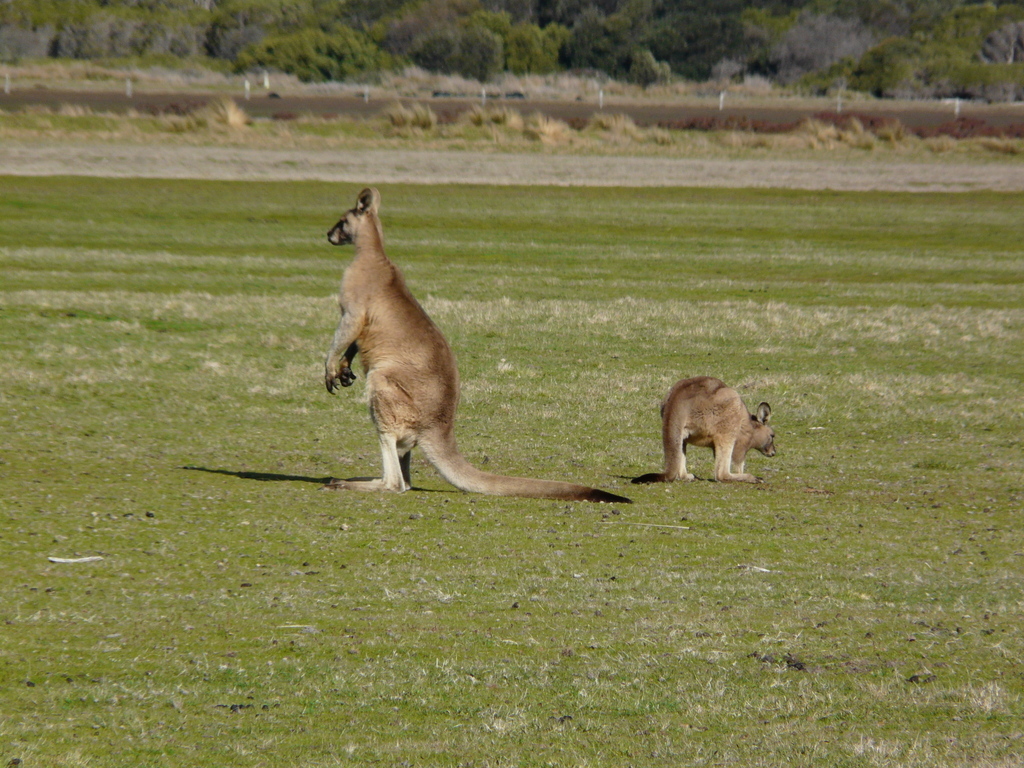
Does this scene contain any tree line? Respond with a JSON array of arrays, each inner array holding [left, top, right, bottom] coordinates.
[[2, 0, 1024, 99]]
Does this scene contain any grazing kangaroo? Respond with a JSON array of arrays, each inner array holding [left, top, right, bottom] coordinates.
[[322, 187, 631, 504], [632, 376, 775, 484]]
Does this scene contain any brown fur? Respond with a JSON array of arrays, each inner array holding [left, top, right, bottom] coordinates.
[[322, 188, 630, 504], [632, 376, 776, 484]]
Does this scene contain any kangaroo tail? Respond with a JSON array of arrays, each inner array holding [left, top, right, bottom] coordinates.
[[631, 472, 667, 484], [420, 434, 631, 504]]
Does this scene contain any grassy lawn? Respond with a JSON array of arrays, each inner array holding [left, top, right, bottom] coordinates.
[[1, 177, 1022, 767]]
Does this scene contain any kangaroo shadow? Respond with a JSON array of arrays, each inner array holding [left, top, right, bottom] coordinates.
[[183, 466, 333, 484], [182, 465, 447, 493]]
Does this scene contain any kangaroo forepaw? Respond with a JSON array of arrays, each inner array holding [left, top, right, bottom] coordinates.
[[326, 365, 357, 393]]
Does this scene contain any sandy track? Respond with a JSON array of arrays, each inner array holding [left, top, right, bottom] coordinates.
[[2, 142, 1022, 191]]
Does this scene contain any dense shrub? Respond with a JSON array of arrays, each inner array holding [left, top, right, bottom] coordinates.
[[236, 27, 392, 82], [0, 24, 54, 60], [3, 0, 1024, 98], [504, 22, 568, 74], [849, 37, 922, 97], [410, 23, 503, 81], [628, 48, 671, 87]]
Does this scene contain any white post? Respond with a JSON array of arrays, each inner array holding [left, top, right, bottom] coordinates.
[[481, 86, 486, 106], [245, 79, 251, 100], [363, 85, 369, 103], [4, 73, 9, 95], [126, 78, 132, 98], [263, 70, 269, 89], [719, 90, 725, 110], [599, 88, 603, 109], [954, 97, 961, 117]]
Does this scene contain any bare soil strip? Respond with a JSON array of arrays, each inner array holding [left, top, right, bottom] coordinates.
[[2, 142, 1022, 191]]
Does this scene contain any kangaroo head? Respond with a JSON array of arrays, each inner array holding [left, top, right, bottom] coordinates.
[[328, 187, 382, 246], [751, 402, 776, 457]]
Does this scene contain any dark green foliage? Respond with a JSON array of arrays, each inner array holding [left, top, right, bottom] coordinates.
[[235, 26, 391, 81], [504, 21, 569, 74], [452, 24, 504, 81], [4, 0, 1024, 95], [628, 47, 670, 86], [409, 23, 503, 81], [849, 36, 922, 96], [564, 7, 632, 75]]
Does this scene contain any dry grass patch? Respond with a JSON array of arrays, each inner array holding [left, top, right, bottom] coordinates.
[[3, 94, 1024, 164], [383, 101, 438, 131], [524, 111, 572, 145], [586, 111, 642, 141], [199, 96, 251, 130], [461, 104, 525, 132], [979, 137, 1024, 155]]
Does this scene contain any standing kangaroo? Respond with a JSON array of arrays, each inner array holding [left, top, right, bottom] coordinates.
[[632, 376, 776, 484], [322, 188, 631, 504]]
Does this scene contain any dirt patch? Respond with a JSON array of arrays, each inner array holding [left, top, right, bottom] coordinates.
[[3, 142, 1023, 192]]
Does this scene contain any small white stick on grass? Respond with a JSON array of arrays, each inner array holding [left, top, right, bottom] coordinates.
[[48, 556, 104, 563], [601, 522, 691, 530]]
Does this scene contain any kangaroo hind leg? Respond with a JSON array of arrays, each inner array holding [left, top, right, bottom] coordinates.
[[663, 424, 695, 482], [325, 432, 409, 493]]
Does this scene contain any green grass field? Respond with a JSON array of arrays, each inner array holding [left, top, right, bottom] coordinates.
[[2, 177, 1022, 767]]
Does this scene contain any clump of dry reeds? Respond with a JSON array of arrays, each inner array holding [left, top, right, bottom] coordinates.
[[586, 112, 641, 139], [384, 101, 437, 130], [875, 120, 906, 144], [924, 135, 957, 153], [524, 112, 571, 145], [837, 117, 877, 150], [462, 105, 525, 131], [978, 137, 1023, 155], [797, 118, 841, 149], [199, 97, 250, 129], [56, 104, 92, 118]]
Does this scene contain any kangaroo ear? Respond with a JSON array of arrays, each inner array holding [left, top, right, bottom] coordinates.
[[355, 187, 380, 215], [755, 402, 771, 425]]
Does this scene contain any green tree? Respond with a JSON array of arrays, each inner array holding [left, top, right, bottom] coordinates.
[[454, 23, 503, 80], [504, 22, 568, 73], [849, 36, 921, 96], [236, 26, 392, 81], [565, 7, 632, 75], [207, 0, 315, 59], [467, 9, 512, 39], [646, 0, 746, 81], [410, 21, 503, 81], [628, 47, 670, 86]]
